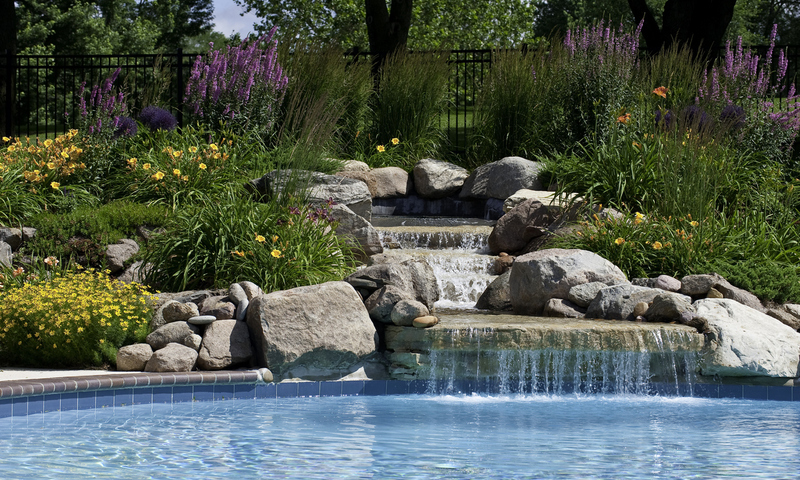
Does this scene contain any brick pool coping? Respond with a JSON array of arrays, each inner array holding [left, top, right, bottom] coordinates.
[[0, 371, 798, 418]]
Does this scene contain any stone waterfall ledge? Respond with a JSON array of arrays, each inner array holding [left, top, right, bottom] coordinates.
[[386, 313, 705, 353]]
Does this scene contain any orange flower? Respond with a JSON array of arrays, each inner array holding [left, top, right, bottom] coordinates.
[[653, 86, 669, 98], [614, 237, 625, 245], [617, 113, 631, 124]]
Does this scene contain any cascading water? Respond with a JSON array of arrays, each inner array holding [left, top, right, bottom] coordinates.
[[377, 216, 705, 395]]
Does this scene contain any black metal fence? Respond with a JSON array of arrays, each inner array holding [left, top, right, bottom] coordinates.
[[2, 46, 798, 141]]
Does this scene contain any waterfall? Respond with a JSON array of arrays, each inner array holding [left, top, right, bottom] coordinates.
[[421, 329, 700, 396]]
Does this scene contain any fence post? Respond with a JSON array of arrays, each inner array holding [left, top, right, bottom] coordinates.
[[3, 49, 13, 138], [176, 48, 184, 128]]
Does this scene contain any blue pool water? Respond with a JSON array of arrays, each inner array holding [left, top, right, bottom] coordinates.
[[0, 394, 798, 479]]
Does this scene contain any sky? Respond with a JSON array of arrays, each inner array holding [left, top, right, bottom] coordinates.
[[212, 0, 260, 37]]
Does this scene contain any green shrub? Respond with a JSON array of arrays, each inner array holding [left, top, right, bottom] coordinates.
[[699, 257, 800, 304], [0, 268, 154, 367], [141, 190, 355, 293], [24, 200, 169, 266]]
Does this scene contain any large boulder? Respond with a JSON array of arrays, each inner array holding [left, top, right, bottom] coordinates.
[[146, 321, 201, 351], [161, 301, 199, 323], [413, 158, 469, 199], [365, 285, 415, 324], [144, 343, 198, 372], [116, 343, 153, 371], [712, 279, 766, 313], [695, 298, 800, 377], [371, 167, 412, 198], [460, 156, 544, 200], [104, 238, 139, 273], [345, 259, 439, 310], [0, 228, 22, 250], [246, 281, 378, 377], [329, 203, 383, 261], [502, 190, 581, 214], [488, 198, 557, 254], [475, 271, 512, 311], [0, 241, 11, 268], [510, 249, 628, 315], [586, 285, 691, 321], [252, 169, 372, 221], [197, 320, 253, 370]]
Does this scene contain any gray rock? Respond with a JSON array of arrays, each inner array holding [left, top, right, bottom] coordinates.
[[336, 170, 377, 197], [680, 273, 725, 296], [586, 284, 691, 321], [116, 343, 153, 371], [254, 169, 372, 221], [246, 281, 378, 376], [150, 300, 178, 331], [146, 321, 201, 351], [413, 158, 469, 199], [460, 156, 544, 200], [116, 260, 149, 284], [183, 333, 203, 351], [654, 275, 681, 292], [239, 281, 263, 300], [21, 227, 36, 242], [713, 279, 766, 312], [0, 241, 11, 268], [365, 285, 415, 324], [491, 254, 514, 275], [766, 308, 800, 331], [785, 304, 800, 320], [236, 298, 249, 322], [645, 293, 694, 323], [197, 320, 253, 370], [510, 249, 629, 315], [367, 252, 414, 265], [707, 288, 724, 299], [695, 298, 800, 377], [258, 368, 274, 383], [631, 278, 658, 288], [144, 343, 198, 372], [633, 302, 650, 317], [543, 298, 586, 318], [567, 282, 610, 308], [0, 228, 22, 250], [488, 199, 557, 254], [345, 259, 439, 310], [371, 166, 411, 198], [476, 271, 512, 311], [104, 238, 139, 273], [390, 299, 430, 326], [198, 296, 236, 319], [329, 203, 383, 261], [340, 160, 370, 172], [162, 302, 199, 323], [502, 189, 582, 214], [153, 290, 225, 309], [228, 283, 247, 305], [187, 315, 217, 325]]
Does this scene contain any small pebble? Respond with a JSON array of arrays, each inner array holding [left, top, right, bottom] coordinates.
[[412, 316, 439, 328], [187, 315, 217, 325]]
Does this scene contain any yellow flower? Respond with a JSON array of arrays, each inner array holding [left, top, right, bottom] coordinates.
[[199, 163, 207, 170], [189, 146, 198, 153], [376, 145, 385, 152], [272, 235, 279, 243], [209, 143, 218, 151], [173, 169, 181, 176], [46, 162, 56, 169], [634, 212, 644, 225], [255, 234, 266, 243], [271, 249, 282, 258], [51, 182, 60, 189], [181, 175, 189, 181], [614, 237, 625, 245], [7, 145, 16, 152], [127, 157, 138, 166], [690, 220, 699, 227], [142, 163, 151, 170], [1, 137, 9, 142], [151, 171, 165, 181], [653, 86, 669, 98], [391, 138, 400, 145], [43, 139, 53, 147], [652, 241, 663, 250], [61, 151, 70, 159], [231, 250, 245, 257], [173, 150, 183, 158]]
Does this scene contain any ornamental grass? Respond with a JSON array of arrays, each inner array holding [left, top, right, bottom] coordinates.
[[0, 268, 154, 367]]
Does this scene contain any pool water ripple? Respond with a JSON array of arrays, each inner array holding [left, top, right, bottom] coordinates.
[[0, 394, 798, 479]]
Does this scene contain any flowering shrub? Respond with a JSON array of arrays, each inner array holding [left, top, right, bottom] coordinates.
[[141, 192, 354, 292], [139, 106, 177, 132], [184, 27, 288, 134], [0, 268, 154, 367], [114, 116, 138, 138]]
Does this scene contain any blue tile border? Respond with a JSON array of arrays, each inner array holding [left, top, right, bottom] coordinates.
[[0, 370, 796, 419]]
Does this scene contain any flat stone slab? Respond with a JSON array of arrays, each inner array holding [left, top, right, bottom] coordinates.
[[386, 313, 704, 353], [188, 315, 218, 325]]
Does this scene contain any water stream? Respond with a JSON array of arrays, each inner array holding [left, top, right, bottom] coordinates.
[[376, 216, 705, 393]]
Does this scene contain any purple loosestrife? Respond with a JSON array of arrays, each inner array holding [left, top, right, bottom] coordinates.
[[185, 27, 288, 133], [76, 68, 128, 139]]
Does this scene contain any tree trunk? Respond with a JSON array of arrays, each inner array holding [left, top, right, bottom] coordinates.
[[0, 0, 16, 137], [365, 0, 412, 58], [629, 0, 737, 59]]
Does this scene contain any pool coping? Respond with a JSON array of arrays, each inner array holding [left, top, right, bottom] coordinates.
[[0, 370, 798, 418]]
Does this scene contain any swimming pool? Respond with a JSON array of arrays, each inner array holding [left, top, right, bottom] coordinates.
[[1, 392, 799, 479]]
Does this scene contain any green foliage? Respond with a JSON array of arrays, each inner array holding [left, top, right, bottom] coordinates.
[[0, 268, 154, 367], [141, 189, 355, 293], [700, 257, 800, 304], [372, 50, 450, 160], [24, 200, 169, 267]]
